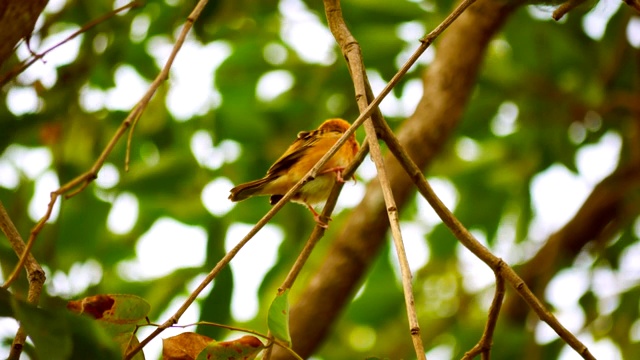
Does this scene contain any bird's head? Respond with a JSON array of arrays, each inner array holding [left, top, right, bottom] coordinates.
[[318, 118, 351, 134]]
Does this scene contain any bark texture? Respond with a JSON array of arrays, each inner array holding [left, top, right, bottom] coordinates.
[[0, 0, 48, 69]]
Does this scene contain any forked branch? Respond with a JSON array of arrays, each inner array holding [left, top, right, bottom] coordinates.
[[376, 113, 596, 359], [462, 274, 505, 360]]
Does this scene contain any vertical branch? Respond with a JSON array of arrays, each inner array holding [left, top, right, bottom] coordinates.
[[461, 273, 505, 360], [323, 0, 428, 356], [363, 123, 427, 357], [0, 201, 45, 360]]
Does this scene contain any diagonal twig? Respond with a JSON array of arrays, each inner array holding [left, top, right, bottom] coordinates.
[[131, 0, 470, 353], [277, 140, 371, 294], [125, 89, 374, 360], [262, 140, 370, 360], [375, 111, 596, 360], [2, 0, 198, 289], [323, 0, 429, 356], [128, 0, 476, 353], [0, 1, 143, 87]]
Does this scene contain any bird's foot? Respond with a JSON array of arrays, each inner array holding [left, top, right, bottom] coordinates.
[[320, 166, 347, 183], [306, 203, 331, 228]]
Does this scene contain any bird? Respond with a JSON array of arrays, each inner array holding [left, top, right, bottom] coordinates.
[[228, 118, 360, 228]]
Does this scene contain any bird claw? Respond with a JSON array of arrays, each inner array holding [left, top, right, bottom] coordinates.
[[306, 203, 331, 228], [334, 169, 357, 184], [313, 214, 330, 229], [320, 167, 347, 183]]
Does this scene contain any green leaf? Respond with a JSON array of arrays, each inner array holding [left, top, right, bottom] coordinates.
[[268, 289, 291, 346], [67, 294, 150, 330], [0, 288, 121, 360], [67, 294, 150, 359], [14, 298, 73, 360]]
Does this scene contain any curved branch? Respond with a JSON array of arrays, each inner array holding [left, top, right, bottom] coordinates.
[[462, 274, 505, 360], [552, 0, 588, 21]]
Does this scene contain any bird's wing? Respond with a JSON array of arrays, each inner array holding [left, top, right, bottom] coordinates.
[[265, 130, 320, 176], [265, 127, 344, 176]]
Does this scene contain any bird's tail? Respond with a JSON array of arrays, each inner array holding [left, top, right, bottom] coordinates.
[[228, 177, 272, 202]]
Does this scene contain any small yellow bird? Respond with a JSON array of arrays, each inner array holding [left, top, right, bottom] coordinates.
[[228, 118, 360, 228]]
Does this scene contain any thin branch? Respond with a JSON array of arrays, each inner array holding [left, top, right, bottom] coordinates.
[[0, 1, 142, 87], [274, 0, 514, 358], [262, 140, 370, 360], [375, 116, 596, 359], [3, 0, 200, 289], [129, 0, 471, 351], [365, 109, 427, 358], [0, 201, 44, 286], [323, 0, 437, 356], [278, 140, 370, 293], [125, 112, 144, 171], [143, 321, 304, 360], [167, 321, 269, 339], [0, 201, 45, 360], [128, 109, 373, 359], [552, 0, 587, 21], [2, 189, 59, 288], [462, 274, 505, 360]]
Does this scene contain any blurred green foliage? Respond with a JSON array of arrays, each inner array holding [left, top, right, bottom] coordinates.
[[1, 0, 639, 359]]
